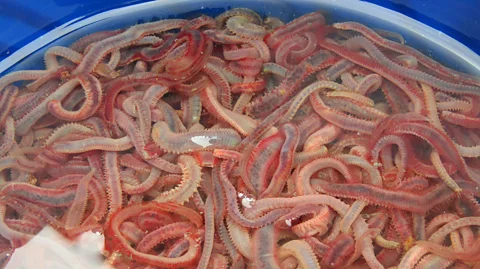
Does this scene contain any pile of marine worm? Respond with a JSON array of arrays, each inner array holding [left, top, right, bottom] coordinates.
[[0, 7, 479, 269]]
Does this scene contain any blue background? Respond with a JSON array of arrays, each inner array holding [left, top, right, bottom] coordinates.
[[0, 0, 479, 61]]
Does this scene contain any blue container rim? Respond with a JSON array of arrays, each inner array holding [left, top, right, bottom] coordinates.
[[1, 0, 479, 74]]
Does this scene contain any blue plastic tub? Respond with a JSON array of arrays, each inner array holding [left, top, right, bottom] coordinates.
[[1, 0, 480, 76], [1, 1, 480, 268]]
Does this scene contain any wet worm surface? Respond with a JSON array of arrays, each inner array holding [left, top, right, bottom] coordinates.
[[0, 7, 479, 269]]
